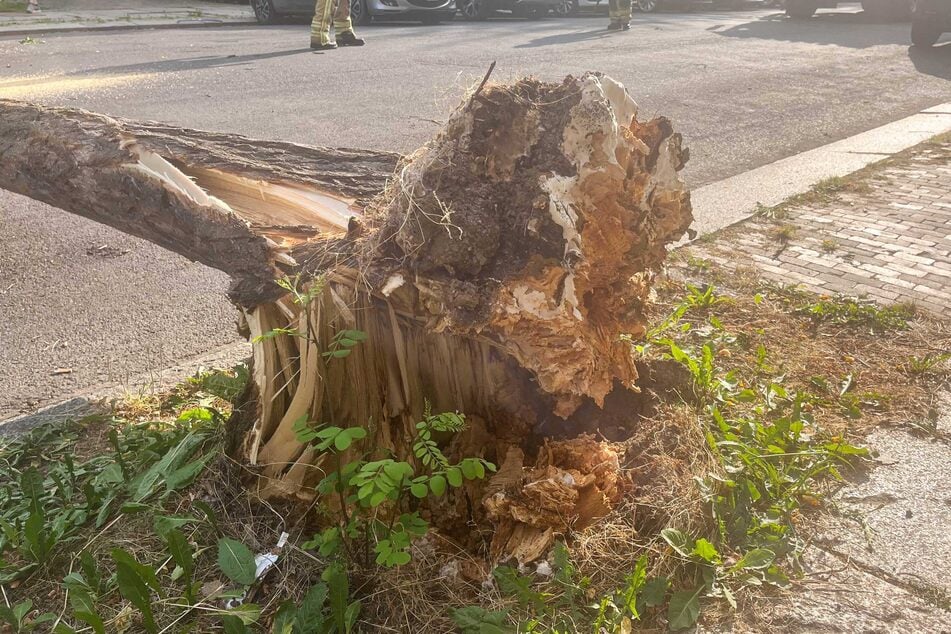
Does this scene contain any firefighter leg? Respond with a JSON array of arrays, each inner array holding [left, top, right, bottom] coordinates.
[[609, 0, 620, 23], [618, 0, 632, 24], [333, 0, 354, 36], [311, 0, 336, 45]]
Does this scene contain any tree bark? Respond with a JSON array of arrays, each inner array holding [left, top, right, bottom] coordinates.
[[0, 98, 399, 305], [0, 73, 693, 556]]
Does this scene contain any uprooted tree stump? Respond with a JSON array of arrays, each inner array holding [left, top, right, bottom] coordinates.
[[0, 72, 692, 561]]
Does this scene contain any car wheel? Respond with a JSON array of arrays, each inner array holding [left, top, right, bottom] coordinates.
[[637, 0, 659, 12], [350, 0, 372, 26], [554, 0, 580, 16], [911, 17, 941, 45], [249, 0, 280, 24], [460, 0, 491, 20], [785, 0, 817, 18]]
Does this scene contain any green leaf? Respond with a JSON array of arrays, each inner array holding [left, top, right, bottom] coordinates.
[[131, 432, 205, 502], [731, 548, 775, 572], [217, 538, 257, 586], [221, 615, 248, 634], [13, 599, 32, 622], [344, 601, 362, 632], [660, 528, 693, 558], [165, 529, 194, 585], [323, 563, 353, 633], [69, 590, 105, 634], [641, 576, 668, 607], [429, 474, 447, 496], [166, 452, 216, 491], [20, 468, 45, 514], [446, 467, 463, 488], [451, 606, 513, 633], [410, 483, 428, 498], [691, 538, 721, 564], [153, 514, 196, 538], [112, 549, 159, 633], [120, 502, 152, 514], [112, 548, 162, 594], [667, 587, 702, 631], [24, 509, 51, 561], [460, 459, 478, 480], [80, 551, 102, 594], [194, 500, 221, 534], [295, 581, 329, 631], [226, 604, 262, 626], [334, 431, 355, 451], [270, 602, 298, 634]]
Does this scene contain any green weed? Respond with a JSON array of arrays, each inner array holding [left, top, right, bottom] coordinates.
[[797, 296, 915, 332], [770, 224, 797, 244], [903, 352, 951, 377]]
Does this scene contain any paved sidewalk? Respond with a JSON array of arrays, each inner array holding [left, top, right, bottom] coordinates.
[[690, 136, 951, 316], [0, 2, 254, 36], [682, 137, 951, 632]]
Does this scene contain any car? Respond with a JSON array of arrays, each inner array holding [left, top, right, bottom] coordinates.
[[911, 0, 951, 46], [784, 0, 913, 20], [249, 0, 456, 25], [550, 0, 605, 16], [457, 0, 564, 19]]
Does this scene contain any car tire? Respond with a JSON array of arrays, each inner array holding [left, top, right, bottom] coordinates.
[[249, 0, 281, 24], [350, 0, 372, 26], [911, 18, 941, 45], [459, 0, 492, 20], [785, 0, 817, 18], [637, 0, 660, 12], [554, 0, 580, 16]]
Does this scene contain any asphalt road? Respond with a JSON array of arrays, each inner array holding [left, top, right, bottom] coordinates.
[[1, 6, 949, 419]]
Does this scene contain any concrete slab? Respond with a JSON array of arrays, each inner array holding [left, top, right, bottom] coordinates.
[[817, 427, 951, 596], [748, 546, 951, 634], [690, 104, 951, 236]]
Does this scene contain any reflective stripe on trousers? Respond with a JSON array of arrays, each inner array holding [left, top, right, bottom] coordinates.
[[609, 0, 632, 22], [311, 0, 354, 45]]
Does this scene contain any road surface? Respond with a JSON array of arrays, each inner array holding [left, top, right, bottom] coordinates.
[[1, 5, 949, 419]]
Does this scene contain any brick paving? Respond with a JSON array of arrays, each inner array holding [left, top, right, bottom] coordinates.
[[687, 138, 951, 316]]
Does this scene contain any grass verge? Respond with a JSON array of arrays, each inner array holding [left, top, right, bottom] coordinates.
[[0, 267, 947, 632]]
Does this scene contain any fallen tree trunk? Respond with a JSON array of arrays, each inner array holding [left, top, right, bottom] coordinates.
[[0, 73, 692, 558], [0, 100, 399, 304]]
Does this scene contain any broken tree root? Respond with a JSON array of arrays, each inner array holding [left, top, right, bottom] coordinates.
[[0, 72, 693, 561]]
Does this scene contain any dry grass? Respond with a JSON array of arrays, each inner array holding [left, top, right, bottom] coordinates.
[[4, 261, 948, 632]]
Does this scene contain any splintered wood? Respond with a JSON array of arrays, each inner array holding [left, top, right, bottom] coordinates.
[[0, 72, 693, 563]]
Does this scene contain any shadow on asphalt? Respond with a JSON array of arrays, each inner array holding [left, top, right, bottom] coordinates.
[[908, 42, 951, 80], [514, 26, 615, 48], [714, 10, 918, 48], [68, 47, 313, 77]]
